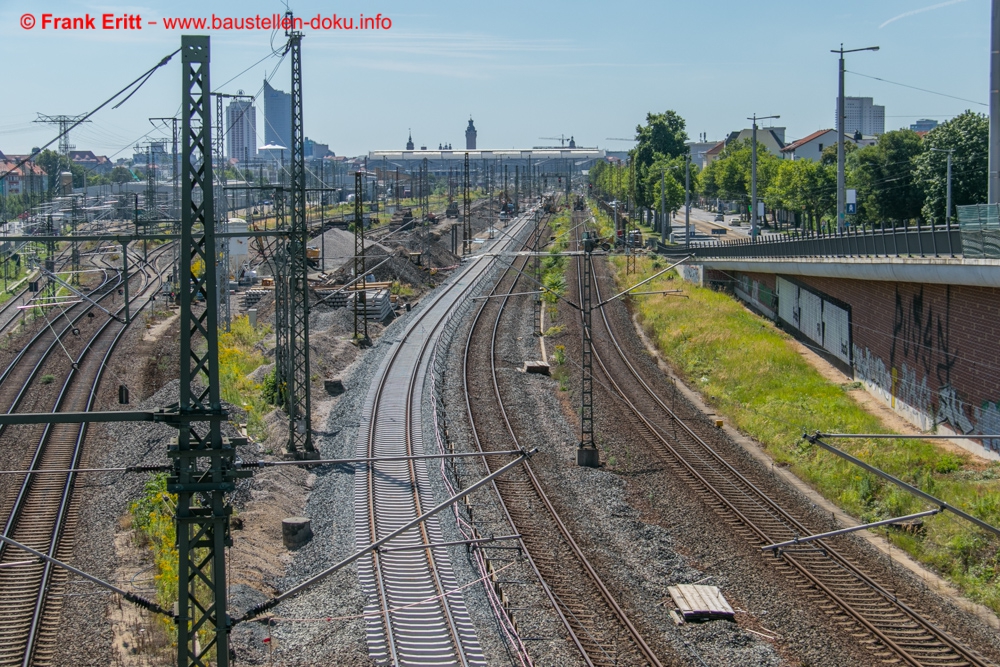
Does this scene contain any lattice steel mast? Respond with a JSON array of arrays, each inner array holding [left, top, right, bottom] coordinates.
[[170, 35, 248, 666], [463, 153, 471, 254], [577, 238, 598, 467], [273, 13, 315, 457], [34, 114, 90, 156], [213, 91, 253, 332], [353, 170, 370, 345]]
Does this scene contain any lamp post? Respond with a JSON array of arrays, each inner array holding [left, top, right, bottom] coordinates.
[[685, 156, 691, 248], [990, 0, 1000, 203], [747, 114, 779, 237], [833, 44, 879, 233], [930, 147, 954, 225]]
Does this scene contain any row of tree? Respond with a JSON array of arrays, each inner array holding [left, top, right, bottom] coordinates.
[[590, 109, 988, 230], [589, 111, 693, 217]]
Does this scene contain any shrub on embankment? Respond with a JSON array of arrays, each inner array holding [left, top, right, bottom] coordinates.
[[608, 254, 1000, 614]]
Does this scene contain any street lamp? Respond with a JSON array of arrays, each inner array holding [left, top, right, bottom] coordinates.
[[747, 114, 780, 237], [833, 44, 879, 233], [930, 147, 955, 225]]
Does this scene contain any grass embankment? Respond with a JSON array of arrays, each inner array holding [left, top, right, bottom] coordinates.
[[607, 253, 1000, 613]]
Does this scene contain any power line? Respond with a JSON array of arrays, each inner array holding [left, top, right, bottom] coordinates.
[[847, 70, 987, 107], [0, 49, 180, 184]]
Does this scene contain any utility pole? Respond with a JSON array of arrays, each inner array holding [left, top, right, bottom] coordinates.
[[747, 113, 779, 238], [354, 171, 369, 345], [514, 165, 519, 215], [833, 44, 879, 231], [488, 165, 494, 240], [577, 243, 598, 468], [991, 0, 1000, 202], [503, 164, 509, 226], [661, 169, 668, 245], [533, 208, 541, 336], [273, 12, 315, 457], [685, 156, 692, 248], [34, 114, 90, 156], [463, 153, 471, 254], [212, 91, 253, 333], [171, 34, 247, 667], [527, 157, 532, 202]]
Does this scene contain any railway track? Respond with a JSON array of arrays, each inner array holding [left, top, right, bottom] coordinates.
[[353, 207, 538, 665], [574, 212, 991, 667], [0, 287, 31, 338], [0, 244, 170, 666], [461, 213, 664, 667]]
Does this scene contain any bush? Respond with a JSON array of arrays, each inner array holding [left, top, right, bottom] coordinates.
[[261, 368, 279, 406]]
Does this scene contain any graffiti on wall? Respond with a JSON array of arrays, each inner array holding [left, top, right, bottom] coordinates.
[[852, 285, 999, 451], [890, 286, 959, 394], [853, 344, 934, 431]]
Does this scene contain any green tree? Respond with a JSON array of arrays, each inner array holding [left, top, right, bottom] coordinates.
[[913, 111, 987, 223], [849, 129, 924, 225], [632, 110, 689, 207], [765, 158, 836, 231], [698, 138, 780, 206], [820, 141, 857, 166], [643, 156, 686, 214]]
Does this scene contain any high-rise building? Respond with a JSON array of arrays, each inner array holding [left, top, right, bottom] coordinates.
[[226, 97, 257, 162], [839, 97, 885, 136], [910, 118, 939, 133], [263, 80, 291, 151], [465, 118, 477, 150]]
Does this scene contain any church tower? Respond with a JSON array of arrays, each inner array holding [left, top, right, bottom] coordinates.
[[465, 117, 477, 150], [406, 129, 414, 151]]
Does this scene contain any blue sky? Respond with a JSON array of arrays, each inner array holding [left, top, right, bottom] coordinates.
[[0, 0, 989, 158]]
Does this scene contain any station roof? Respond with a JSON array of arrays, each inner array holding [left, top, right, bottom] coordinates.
[[368, 148, 606, 161]]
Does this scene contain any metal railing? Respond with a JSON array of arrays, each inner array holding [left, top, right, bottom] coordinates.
[[658, 222, 963, 260]]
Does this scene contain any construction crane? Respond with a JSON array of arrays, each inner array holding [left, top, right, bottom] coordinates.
[[539, 134, 570, 147], [605, 137, 636, 142]]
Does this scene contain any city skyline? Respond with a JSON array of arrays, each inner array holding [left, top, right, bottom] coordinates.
[[0, 0, 989, 159]]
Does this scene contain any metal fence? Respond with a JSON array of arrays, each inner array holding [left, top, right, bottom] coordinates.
[[657, 222, 963, 260], [957, 204, 1000, 259]]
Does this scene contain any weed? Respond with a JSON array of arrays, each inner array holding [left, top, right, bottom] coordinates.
[[39, 374, 55, 385], [128, 474, 178, 636], [553, 345, 566, 365]]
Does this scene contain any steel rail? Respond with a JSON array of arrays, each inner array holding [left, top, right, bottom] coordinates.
[[462, 213, 664, 667], [0, 244, 170, 665], [355, 207, 531, 665], [462, 219, 591, 664], [0, 240, 84, 338], [580, 233, 990, 667]]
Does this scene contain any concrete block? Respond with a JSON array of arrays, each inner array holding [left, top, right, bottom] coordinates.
[[576, 447, 600, 468], [324, 378, 346, 396], [522, 360, 550, 376], [282, 517, 313, 549]]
